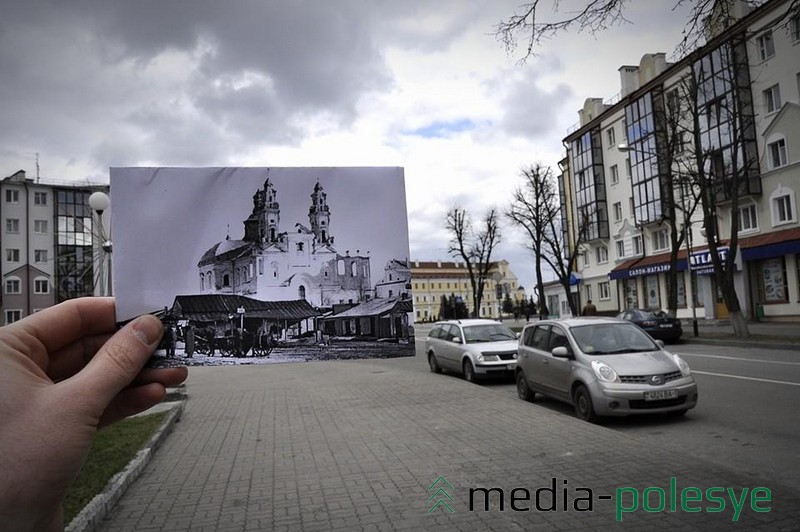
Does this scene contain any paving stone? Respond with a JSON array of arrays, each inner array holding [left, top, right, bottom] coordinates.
[[99, 354, 800, 531]]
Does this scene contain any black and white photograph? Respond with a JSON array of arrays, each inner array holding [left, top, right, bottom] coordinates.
[[111, 167, 414, 367]]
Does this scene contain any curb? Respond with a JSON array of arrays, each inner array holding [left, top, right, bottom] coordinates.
[[66, 392, 186, 532]]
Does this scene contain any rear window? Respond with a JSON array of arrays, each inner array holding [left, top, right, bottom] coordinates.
[[462, 323, 516, 343], [428, 326, 444, 339], [524, 325, 550, 350]]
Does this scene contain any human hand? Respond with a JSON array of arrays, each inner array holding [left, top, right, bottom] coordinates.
[[0, 297, 189, 531]]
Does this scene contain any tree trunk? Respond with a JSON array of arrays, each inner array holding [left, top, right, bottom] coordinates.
[[729, 310, 750, 338]]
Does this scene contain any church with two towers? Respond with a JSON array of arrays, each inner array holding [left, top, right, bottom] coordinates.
[[197, 177, 372, 308]]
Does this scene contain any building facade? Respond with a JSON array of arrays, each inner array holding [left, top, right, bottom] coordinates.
[[0, 170, 109, 323], [555, 0, 800, 322], [410, 259, 524, 322]]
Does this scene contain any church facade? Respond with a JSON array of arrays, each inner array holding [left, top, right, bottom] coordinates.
[[197, 178, 371, 308]]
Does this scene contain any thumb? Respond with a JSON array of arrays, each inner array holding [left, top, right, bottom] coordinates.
[[68, 314, 164, 410]]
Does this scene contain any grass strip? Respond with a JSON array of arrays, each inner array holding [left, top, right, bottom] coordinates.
[[64, 411, 168, 523]]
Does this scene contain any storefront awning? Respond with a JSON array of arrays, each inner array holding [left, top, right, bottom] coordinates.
[[609, 251, 689, 280], [740, 227, 800, 261]]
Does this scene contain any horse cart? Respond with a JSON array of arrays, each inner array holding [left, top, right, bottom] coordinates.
[[194, 328, 273, 358]]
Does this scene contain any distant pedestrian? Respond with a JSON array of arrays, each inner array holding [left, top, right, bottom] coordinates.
[[582, 300, 597, 316], [164, 325, 176, 357]]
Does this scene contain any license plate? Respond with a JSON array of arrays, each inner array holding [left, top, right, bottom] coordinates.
[[659, 324, 672, 328], [644, 389, 678, 401]]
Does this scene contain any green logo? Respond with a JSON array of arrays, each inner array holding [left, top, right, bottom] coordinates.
[[428, 476, 455, 513]]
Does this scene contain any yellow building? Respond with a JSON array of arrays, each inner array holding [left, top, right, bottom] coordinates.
[[410, 259, 525, 322]]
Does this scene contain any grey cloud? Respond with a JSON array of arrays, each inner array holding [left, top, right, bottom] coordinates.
[[496, 68, 574, 139]]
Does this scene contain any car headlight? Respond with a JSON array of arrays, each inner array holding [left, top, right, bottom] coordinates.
[[475, 353, 484, 363], [512, 352, 518, 360], [673, 354, 691, 376], [591, 360, 620, 383]]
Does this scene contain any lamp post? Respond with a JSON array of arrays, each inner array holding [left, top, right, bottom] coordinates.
[[88, 191, 112, 296]]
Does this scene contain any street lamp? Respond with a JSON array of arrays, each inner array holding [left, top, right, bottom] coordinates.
[[88, 191, 112, 296], [617, 143, 699, 336]]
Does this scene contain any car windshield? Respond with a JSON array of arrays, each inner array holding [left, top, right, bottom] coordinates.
[[462, 323, 517, 343], [570, 323, 658, 355]]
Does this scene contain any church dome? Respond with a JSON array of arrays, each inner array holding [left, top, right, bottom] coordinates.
[[198, 239, 251, 267]]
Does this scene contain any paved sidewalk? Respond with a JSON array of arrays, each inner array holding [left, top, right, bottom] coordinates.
[[100, 353, 800, 531]]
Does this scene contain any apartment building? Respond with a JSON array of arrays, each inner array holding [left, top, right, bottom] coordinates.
[[558, 0, 800, 321], [1, 170, 110, 323], [410, 259, 525, 322]]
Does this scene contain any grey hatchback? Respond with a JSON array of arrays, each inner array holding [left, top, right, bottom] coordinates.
[[425, 319, 518, 383], [515, 317, 698, 422]]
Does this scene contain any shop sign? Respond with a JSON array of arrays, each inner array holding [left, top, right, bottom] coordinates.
[[690, 247, 729, 274]]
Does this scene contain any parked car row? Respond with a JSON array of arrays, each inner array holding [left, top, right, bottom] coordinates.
[[425, 316, 698, 423]]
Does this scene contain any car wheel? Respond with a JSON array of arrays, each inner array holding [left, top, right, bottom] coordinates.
[[463, 359, 478, 383], [516, 371, 535, 402], [573, 384, 598, 423], [428, 352, 442, 374]]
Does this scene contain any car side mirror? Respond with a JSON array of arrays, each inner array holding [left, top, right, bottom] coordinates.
[[452, 337, 462, 344], [551, 346, 570, 358], [516, 332, 521, 338], [655, 339, 665, 349]]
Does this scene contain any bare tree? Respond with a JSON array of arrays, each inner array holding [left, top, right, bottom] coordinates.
[[446, 206, 502, 318], [506, 164, 560, 318], [656, 37, 758, 338], [507, 163, 594, 317], [495, 0, 798, 62]]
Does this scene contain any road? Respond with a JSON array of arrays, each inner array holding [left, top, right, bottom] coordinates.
[[414, 329, 800, 493]]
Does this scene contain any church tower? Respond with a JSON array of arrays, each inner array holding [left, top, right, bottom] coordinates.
[[309, 181, 331, 245], [244, 177, 281, 243]]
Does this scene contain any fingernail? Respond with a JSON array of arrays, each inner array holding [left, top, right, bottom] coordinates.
[[131, 315, 163, 346]]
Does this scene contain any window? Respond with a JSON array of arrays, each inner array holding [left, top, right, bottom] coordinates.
[[5, 278, 21, 294], [645, 275, 660, 309], [613, 202, 623, 222], [596, 245, 608, 264], [773, 194, 794, 224], [585, 284, 593, 302], [623, 278, 638, 309], [6, 218, 19, 233], [34, 220, 48, 234], [652, 229, 669, 252], [738, 203, 758, 232], [6, 249, 19, 262], [768, 139, 787, 169], [34, 249, 48, 263], [791, 15, 800, 42], [757, 30, 775, 61], [625, 158, 632, 179], [610, 164, 619, 185], [757, 257, 788, 303], [615, 240, 625, 258], [676, 272, 687, 308], [5, 310, 22, 324], [34, 278, 49, 294], [606, 127, 615, 148], [598, 281, 611, 300], [582, 252, 590, 268], [629, 196, 635, 215], [5, 190, 19, 203], [763, 85, 781, 114], [632, 235, 643, 255], [34, 192, 47, 205]]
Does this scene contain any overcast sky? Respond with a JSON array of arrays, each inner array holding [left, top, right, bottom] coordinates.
[[0, 1, 694, 294]]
